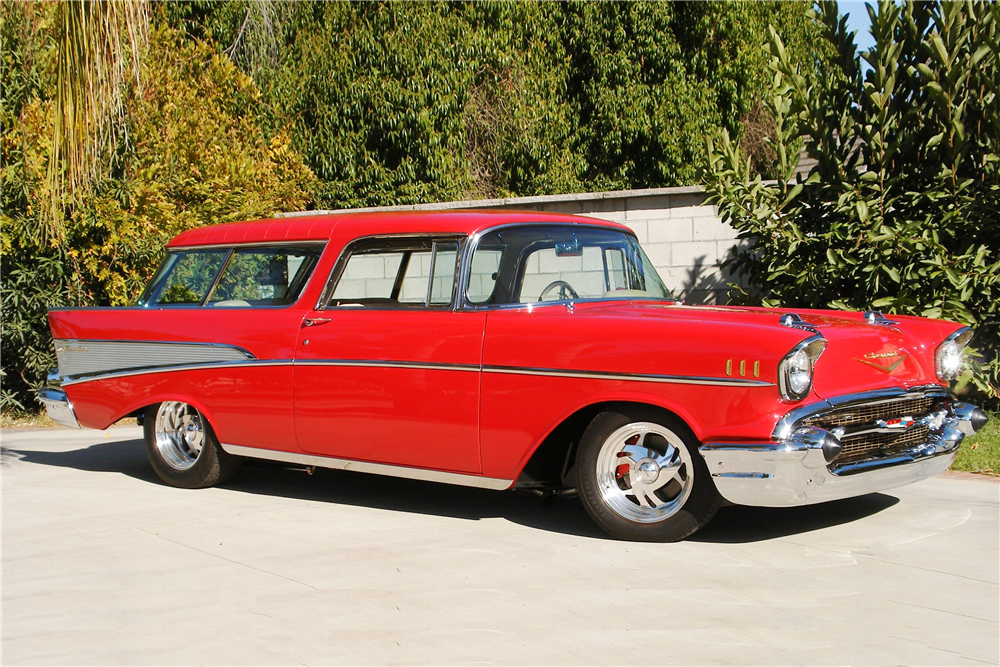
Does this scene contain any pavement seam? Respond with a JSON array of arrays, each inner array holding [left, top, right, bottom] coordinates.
[[138, 528, 318, 590], [783, 540, 1000, 585], [889, 599, 999, 624]]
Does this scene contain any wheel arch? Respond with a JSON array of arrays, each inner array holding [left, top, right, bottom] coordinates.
[[112, 393, 220, 431], [512, 398, 701, 489]]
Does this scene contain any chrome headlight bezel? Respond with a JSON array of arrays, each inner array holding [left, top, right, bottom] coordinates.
[[778, 334, 827, 402], [935, 327, 973, 381]]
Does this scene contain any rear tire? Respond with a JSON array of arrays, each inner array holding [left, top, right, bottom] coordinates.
[[576, 407, 720, 542], [143, 401, 239, 489]]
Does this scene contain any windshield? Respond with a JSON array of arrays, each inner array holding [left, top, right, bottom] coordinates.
[[467, 225, 672, 306]]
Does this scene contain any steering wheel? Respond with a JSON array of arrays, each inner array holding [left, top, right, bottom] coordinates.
[[538, 280, 580, 302]]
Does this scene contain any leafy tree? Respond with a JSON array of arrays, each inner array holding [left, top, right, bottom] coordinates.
[[704, 0, 999, 401], [2, 1, 825, 412], [1, 10, 316, 410], [174, 1, 822, 207]]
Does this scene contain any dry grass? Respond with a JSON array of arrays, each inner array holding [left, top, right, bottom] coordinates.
[[1, 410, 59, 429]]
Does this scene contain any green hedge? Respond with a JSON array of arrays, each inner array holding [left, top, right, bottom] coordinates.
[[704, 1, 999, 404]]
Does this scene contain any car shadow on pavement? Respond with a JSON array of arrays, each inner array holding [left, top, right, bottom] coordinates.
[[691, 494, 900, 543], [8, 438, 900, 543]]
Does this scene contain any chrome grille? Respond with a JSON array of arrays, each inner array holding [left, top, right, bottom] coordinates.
[[837, 425, 930, 462], [802, 394, 944, 465], [803, 395, 938, 428]]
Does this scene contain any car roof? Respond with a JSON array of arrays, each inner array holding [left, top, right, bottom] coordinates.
[[167, 210, 630, 248]]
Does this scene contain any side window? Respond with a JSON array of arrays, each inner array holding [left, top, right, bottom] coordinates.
[[465, 225, 673, 306], [519, 246, 607, 302], [605, 248, 628, 291], [207, 246, 323, 307], [146, 250, 228, 306], [467, 249, 502, 305], [329, 239, 459, 308]]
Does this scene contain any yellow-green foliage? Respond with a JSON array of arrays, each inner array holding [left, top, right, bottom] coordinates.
[[3, 1, 821, 411], [1, 9, 316, 409]]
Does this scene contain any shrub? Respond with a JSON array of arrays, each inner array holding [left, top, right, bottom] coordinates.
[[703, 0, 999, 403], [1, 12, 316, 411]]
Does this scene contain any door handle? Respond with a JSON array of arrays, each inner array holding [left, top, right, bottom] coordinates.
[[303, 318, 332, 327]]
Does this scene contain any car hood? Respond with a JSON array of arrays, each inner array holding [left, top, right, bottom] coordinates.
[[568, 300, 962, 399]]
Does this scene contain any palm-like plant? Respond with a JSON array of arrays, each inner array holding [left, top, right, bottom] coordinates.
[[47, 0, 148, 237]]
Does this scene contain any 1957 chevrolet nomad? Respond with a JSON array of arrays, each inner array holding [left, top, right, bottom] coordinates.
[[40, 211, 988, 541]]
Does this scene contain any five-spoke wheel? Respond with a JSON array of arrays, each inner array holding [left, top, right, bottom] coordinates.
[[143, 401, 239, 488], [577, 407, 720, 541]]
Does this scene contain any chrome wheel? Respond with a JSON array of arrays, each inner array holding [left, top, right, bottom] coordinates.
[[595, 421, 694, 523], [154, 401, 206, 471]]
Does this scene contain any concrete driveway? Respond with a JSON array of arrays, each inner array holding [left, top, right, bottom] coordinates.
[[2, 425, 998, 666]]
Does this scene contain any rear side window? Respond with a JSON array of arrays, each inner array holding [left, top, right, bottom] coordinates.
[[139, 244, 324, 307], [207, 246, 323, 307], [141, 250, 229, 305]]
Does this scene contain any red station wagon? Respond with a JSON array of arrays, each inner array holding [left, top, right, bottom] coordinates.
[[40, 211, 988, 541]]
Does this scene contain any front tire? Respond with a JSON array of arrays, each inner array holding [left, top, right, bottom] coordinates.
[[576, 407, 720, 542], [144, 401, 239, 489]]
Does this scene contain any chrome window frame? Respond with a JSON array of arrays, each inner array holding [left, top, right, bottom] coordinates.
[[316, 233, 466, 312], [139, 240, 328, 310], [456, 222, 675, 312]]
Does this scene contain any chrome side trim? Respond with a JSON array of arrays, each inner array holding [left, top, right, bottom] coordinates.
[[54, 355, 771, 387], [54, 339, 255, 378], [296, 359, 480, 372], [38, 388, 81, 429], [482, 365, 773, 387], [59, 359, 293, 387], [219, 444, 514, 491]]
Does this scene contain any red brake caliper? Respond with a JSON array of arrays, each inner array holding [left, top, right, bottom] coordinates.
[[616, 434, 641, 478]]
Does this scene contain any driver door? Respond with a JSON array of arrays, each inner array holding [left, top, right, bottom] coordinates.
[[292, 236, 485, 474]]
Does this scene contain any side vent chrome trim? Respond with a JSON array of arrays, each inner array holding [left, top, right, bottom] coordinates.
[[54, 339, 254, 378], [219, 444, 514, 491]]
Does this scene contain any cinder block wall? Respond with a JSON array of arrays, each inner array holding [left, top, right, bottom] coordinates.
[[287, 185, 744, 304]]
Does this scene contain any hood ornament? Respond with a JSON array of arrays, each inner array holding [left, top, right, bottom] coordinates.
[[779, 313, 818, 333], [864, 310, 899, 326]]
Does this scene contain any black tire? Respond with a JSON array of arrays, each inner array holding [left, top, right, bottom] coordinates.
[[576, 406, 720, 542], [143, 401, 240, 489]]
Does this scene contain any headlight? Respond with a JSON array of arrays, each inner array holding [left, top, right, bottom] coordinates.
[[935, 327, 972, 381], [778, 335, 827, 401]]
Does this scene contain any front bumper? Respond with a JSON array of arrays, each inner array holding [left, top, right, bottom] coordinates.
[[700, 389, 986, 507]]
